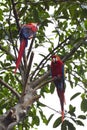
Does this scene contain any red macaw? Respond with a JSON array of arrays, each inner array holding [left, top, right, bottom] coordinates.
[[14, 23, 38, 74], [51, 55, 65, 122]]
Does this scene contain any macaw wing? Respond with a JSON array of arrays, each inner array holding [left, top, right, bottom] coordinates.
[[62, 64, 65, 91], [20, 26, 36, 39], [53, 64, 65, 90]]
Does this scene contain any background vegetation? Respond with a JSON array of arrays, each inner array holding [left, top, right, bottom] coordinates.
[[0, 0, 87, 129]]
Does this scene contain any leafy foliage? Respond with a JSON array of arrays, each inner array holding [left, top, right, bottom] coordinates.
[[61, 120, 76, 130], [0, 0, 87, 129], [53, 116, 61, 128], [81, 98, 87, 112]]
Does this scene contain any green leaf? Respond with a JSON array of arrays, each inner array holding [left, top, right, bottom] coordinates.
[[19, 7, 27, 18], [81, 93, 85, 99], [4, 74, 9, 82], [50, 82, 55, 94], [84, 20, 87, 30], [69, 104, 76, 113], [61, 121, 67, 130], [67, 121, 76, 130], [33, 8, 39, 22], [47, 114, 54, 125], [48, 47, 52, 52], [61, 120, 76, 130], [68, 104, 76, 117], [39, 110, 47, 124], [39, 53, 46, 58], [78, 115, 86, 120], [81, 99, 87, 112], [0, 9, 3, 21], [70, 92, 81, 101], [76, 120, 84, 126], [37, 101, 46, 107], [53, 117, 61, 128], [33, 116, 40, 126]]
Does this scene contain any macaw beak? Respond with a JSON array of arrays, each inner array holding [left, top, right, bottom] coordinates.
[[52, 58, 56, 63], [36, 23, 41, 29]]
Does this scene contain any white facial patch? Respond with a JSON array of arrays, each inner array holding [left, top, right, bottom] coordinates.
[[52, 58, 56, 62]]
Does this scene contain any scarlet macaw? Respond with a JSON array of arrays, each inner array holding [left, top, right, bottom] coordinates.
[[14, 23, 38, 74], [51, 55, 65, 122]]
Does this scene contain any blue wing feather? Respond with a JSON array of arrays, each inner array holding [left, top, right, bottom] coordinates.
[[20, 26, 36, 39], [62, 64, 65, 91], [54, 64, 65, 90]]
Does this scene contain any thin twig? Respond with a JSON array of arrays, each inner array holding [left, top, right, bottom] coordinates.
[[70, 71, 87, 92], [11, 0, 20, 31], [27, 51, 34, 75], [62, 37, 87, 62], [27, 37, 35, 59], [40, 102, 61, 114], [0, 78, 20, 99], [24, 51, 34, 86], [8, 3, 17, 58]]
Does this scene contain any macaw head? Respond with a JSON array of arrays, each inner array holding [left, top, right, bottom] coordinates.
[[51, 55, 61, 63], [27, 23, 38, 32]]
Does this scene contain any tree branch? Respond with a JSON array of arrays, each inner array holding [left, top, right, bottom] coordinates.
[[31, 71, 50, 89], [27, 37, 35, 59], [0, 78, 20, 99], [27, 51, 34, 77], [62, 38, 85, 62], [34, 78, 54, 91], [11, 0, 20, 32], [0, 77, 40, 129]]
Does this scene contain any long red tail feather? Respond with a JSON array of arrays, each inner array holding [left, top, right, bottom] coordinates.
[[61, 111, 64, 123], [57, 89, 65, 122], [14, 39, 26, 74]]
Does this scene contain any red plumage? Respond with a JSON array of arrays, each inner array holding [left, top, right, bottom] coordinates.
[[25, 23, 38, 32], [51, 55, 65, 122], [14, 23, 38, 74], [14, 39, 26, 74]]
